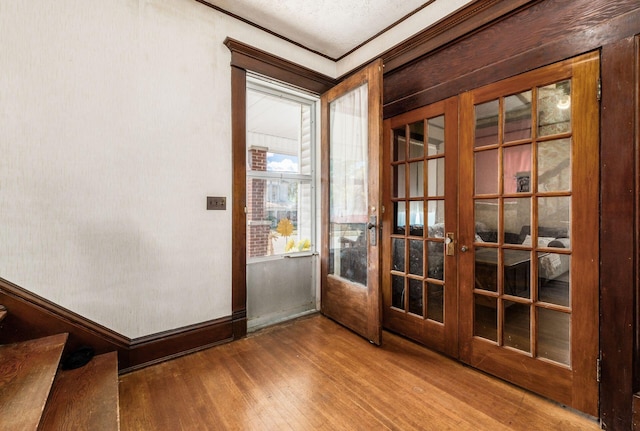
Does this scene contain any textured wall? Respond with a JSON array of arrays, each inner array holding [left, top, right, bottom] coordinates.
[[0, 0, 332, 338]]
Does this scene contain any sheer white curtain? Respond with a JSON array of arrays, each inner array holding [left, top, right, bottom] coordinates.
[[329, 83, 368, 224]]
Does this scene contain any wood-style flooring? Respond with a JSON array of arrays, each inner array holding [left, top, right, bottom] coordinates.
[[119, 314, 600, 430]]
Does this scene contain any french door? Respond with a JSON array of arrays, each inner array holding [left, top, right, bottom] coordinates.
[[382, 52, 600, 414], [382, 97, 459, 357], [320, 59, 383, 344]]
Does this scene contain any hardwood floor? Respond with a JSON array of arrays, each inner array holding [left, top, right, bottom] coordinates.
[[119, 314, 600, 430]]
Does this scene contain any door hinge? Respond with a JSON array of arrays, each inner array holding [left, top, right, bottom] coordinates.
[[596, 78, 601, 101], [596, 357, 601, 382]]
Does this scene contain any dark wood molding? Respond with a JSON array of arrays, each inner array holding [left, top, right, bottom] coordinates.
[[0, 277, 235, 373], [381, 0, 537, 74], [383, 0, 640, 118], [230, 65, 248, 341], [224, 38, 336, 95], [600, 36, 637, 431], [123, 316, 233, 374], [0, 277, 129, 360], [634, 393, 640, 431], [636, 34, 640, 403]]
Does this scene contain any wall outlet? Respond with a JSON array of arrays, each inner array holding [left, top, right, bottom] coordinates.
[[207, 196, 226, 210]]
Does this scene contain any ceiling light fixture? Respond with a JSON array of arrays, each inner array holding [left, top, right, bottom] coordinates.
[[557, 95, 571, 110]]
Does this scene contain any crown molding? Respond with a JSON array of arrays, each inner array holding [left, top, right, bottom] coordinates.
[[224, 38, 337, 94]]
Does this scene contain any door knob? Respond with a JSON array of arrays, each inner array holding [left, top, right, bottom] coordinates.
[[461, 245, 468, 252], [445, 232, 455, 256], [368, 215, 377, 246]]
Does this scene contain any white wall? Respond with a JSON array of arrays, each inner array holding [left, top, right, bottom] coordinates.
[[0, 0, 334, 338]]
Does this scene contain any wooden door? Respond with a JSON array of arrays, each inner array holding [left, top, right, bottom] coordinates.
[[381, 97, 459, 356], [458, 52, 600, 415], [320, 60, 383, 345]]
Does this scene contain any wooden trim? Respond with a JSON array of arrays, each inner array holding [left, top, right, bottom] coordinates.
[[636, 35, 640, 401], [123, 317, 233, 374], [224, 38, 336, 95], [634, 392, 640, 431], [600, 38, 637, 431], [0, 276, 129, 362], [383, 1, 640, 118], [381, 0, 537, 73], [0, 277, 236, 373], [231, 65, 247, 341]]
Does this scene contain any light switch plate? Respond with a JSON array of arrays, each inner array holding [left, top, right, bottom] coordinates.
[[207, 196, 226, 210]]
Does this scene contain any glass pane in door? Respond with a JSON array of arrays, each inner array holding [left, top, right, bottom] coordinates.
[[328, 83, 368, 285], [388, 110, 448, 326], [471, 78, 576, 364]]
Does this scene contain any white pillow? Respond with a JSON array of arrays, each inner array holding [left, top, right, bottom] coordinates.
[[522, 235, 556, 247]]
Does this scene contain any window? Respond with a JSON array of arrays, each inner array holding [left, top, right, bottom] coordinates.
[[246, 78, 317, 259]]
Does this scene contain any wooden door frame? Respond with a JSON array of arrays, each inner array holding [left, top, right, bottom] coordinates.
[[225, 39, 336, 340]]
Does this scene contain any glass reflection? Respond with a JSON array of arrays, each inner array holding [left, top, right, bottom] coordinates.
[[538, 80, 571, 137], [475, 247, 498, 292], [427, 200, 445, 235], [409, 240, 424, 276], [475, 199, 498, 243], [504, 197, 531, 245], [538, 253, 570, 307], [538, 196, 570, 234], [475, 149, 499, 194], [409, 161, 424, 198], [393, 164, 406, 198], [474, 294, 497, 342], [504, 91, 532, 142], [475, 99, 499, 147], [329, 84, 368, 286], [538, 139, 571, 192], [503, 249, 531, 299], [391, 238, 405, 272], [409, 121, 425, 159], [409, 201, 424, 236], [427, 241, 444, 281], [394, 201, 406, 235], [427, 158, 445, 197], [427, 283, 444, 323], [393, 127, 406, 162], [504, 301, 531, 352], [392, 275, 405, 309], [538, 308, 570, 365], [409, 278, 423, 316], [427, 116, 445, 156], [503, 144, 531, 194]]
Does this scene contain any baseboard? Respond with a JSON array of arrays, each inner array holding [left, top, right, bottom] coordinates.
[[633, 393, 640, 430], [123, 317, 234, 374], [0, 277, 238, 372]]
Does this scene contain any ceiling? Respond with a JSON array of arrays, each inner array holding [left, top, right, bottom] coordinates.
[[204, 0, 471, 60]]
